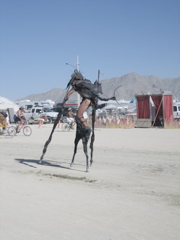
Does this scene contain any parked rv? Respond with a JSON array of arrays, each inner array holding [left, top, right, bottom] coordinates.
[[17, 100, 54, 110]]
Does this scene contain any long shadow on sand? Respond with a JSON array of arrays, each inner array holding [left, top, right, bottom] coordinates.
[[15, 158, 86, 172]]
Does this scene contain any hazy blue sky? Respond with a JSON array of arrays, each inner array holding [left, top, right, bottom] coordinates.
[[0, 0, 180, 100]]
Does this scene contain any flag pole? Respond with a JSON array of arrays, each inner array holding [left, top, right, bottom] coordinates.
[[76, 55, 80, 107]]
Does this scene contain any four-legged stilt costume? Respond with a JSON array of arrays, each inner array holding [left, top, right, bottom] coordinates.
[[40, 70, 115, 170]]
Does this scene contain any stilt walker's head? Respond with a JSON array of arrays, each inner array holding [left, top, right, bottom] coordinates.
[[66, 70, 84, 89]]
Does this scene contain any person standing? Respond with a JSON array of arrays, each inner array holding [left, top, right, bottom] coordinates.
[[64, 70, 115, 129]]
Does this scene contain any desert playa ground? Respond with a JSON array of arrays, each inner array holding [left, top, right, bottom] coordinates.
[[0, 124, 180, 240]]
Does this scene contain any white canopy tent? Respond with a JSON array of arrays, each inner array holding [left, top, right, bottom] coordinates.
[[0, 96, 19, 112]]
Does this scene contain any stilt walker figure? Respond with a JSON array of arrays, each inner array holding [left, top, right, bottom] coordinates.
[[40, 69, 115, 171]]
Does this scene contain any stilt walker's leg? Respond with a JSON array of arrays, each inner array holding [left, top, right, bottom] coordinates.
[[82, 136, 89, 172], [40, 109, 63, 163], [70, 133, 81, 167], [90, 106, 96, 166]]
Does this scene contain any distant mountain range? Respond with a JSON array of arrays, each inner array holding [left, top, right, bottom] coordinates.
[[17, 73, 180, 103]]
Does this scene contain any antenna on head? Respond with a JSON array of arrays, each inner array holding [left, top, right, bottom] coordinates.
[[97, 70, 104, 82], [76, 56, 80, 72], [98, 70, 100, 82]]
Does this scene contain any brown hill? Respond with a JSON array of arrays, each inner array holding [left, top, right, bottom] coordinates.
[[101, 73, 180, 100], [17, 73, 180, 102]]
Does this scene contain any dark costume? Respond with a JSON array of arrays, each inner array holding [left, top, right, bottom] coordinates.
[[40, 70, 115, 168], [67, 70, 113, 103], [66, 70, 115, 128]]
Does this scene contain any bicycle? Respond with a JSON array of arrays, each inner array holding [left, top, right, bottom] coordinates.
[[62, 122, 71, 131], [16, 120, 32, 136], [61, 117, 75, 132], [0, 126, 16, 137]]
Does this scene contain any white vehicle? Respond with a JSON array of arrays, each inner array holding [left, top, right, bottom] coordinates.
[[173, 102, 180, 121], [43, 108, 58, 123], [24, 107, 58, 124]]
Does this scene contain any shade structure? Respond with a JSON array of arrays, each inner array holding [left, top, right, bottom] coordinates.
[[136, 91, 173, 128]]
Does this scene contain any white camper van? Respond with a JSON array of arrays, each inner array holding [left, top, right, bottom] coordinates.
[[17, 100, 53, 110], [173, 102, 180, 121]]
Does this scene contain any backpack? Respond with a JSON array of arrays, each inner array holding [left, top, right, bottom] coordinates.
[[93, 80, 103, 94], [0, 111, 7, 118], [13, 115, 17, 120]]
